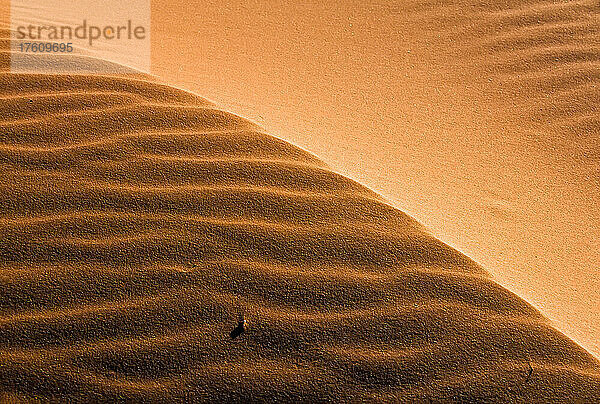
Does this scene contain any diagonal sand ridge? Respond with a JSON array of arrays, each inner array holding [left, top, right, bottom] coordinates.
[[0, 23, 599, 402]]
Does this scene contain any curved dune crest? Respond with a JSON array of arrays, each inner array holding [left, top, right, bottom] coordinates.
[[1, 51, 600, 401]]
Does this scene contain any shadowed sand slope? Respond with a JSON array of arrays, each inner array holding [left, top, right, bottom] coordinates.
[[1, 49, 600, 401]]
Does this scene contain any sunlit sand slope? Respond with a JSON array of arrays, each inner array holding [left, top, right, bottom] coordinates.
[[1, 44, 599, 401], [409, 0, 600, 157]]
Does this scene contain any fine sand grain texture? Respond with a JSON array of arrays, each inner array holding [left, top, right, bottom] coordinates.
[[0, 29, 600, 401], [150, 0, 600, 359]]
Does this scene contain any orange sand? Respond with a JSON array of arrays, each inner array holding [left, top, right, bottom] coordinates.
[[150, 0, 600, 359], [1, 1, 600, 401]]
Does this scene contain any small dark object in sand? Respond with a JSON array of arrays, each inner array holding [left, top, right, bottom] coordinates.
[[525, 361, 533, 382], [230, 316, 247, 340]]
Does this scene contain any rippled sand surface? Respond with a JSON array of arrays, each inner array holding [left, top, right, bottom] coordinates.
[[150, 0, 600, 358], [1, 28, 599, 400]]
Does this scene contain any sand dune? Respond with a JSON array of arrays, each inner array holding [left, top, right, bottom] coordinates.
[[0, 36, 599, 401], [141, 0, 600, 361]]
